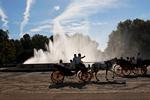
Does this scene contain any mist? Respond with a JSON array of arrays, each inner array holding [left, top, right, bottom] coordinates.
[[104, 19, 150, 59], [24, 33, 103, 64]]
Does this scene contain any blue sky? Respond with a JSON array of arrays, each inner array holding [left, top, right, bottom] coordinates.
[[0, 0, 150, 51]]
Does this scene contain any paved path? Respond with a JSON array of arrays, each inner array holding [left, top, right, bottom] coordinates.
[[0, 72, 150, 100]]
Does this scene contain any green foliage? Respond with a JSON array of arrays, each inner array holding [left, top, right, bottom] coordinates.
[[0, 30, 16, 65], [0, 18, 150, 65], [105, 19, 150, 59], [0, 31, 51, 65], [32, 34, 49, 51], [0, 29, 9, 40]]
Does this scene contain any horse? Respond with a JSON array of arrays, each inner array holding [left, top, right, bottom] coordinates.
[[137, 59, 150, 75], [114, 58, 150, 76], [90, 58, 116, 81], [113, 58, 142, 76]]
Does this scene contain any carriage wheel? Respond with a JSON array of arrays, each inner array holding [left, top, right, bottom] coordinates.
[[114, 65, 123, 77], [122, 68, 131, 76], [141, 66, 147, 75], [95, 70, 105, 81], [51, 71, 64, 84], [80, 72, 92, 82], [77, 70, 82, 80], [132, 67, 139, 75]]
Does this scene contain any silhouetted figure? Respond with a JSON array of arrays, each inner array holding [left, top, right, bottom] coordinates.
[[73, 53, 86, 72], [129, 57, 133, 62], [136, 52, 142, 65], [120, 57, 124, 60], [59, 59, 64, 67], [119, 57, 124, 64], [137, 53, 141, 60], [70, 60, 75, 70], [131, 57, 136, 64], [57, 59, 73, 76], [76, 53, 85, 64], [126, 57, 130, 61], [73, 54, 77, 64]]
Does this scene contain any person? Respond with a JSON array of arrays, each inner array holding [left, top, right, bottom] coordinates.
[[59, 59, 64, 67], [131, 57, 136, 64], [136, 52, 141, 60], [58, 59, 74, 76], [136, 52, 142, 65], [75, 53, 86, 72], [76, 53, 85, 64], [119, 57, 124, 63], [73, 54, 77, 64], [120, 57, 124, 60], [126, 57, 130, 61], [70, 60, 75, 70]]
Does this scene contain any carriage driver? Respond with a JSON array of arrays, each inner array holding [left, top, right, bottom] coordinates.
[[59, 59, 64, 67], [136, 52, 142, 65]]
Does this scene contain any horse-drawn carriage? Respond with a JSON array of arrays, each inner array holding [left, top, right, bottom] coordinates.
[[50, 59, 118, 84], [113, 58, 149, 76], [51, 63, 92, 84], [50, 58, 150, 84]]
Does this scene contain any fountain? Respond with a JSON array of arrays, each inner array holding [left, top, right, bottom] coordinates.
[[24, 20, 103, 64]]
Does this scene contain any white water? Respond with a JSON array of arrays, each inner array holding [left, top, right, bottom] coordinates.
[[24, 21, 103, 64]]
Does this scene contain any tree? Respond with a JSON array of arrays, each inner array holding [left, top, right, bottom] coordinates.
[[0, 31, 53, 64], [0, 30, 16, 65], [18, 34, 33, 63], [105, 19, 150, 59], [20, 34, 33, 49], [0, 29, 9, 40], [32, 34, 49, 51]]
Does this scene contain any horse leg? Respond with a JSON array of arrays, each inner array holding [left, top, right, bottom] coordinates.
[[112, 70, 115, 79], [95, 71, 99, 81], [112, 64, 117, 79], [105, 69, 109, 81]]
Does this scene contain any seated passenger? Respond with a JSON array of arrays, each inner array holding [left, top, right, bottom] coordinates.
[[59, 59, 64, 67], [76, 53, 85, 64], [76, 53, 86, 72], [70, 60, 75, 70]]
